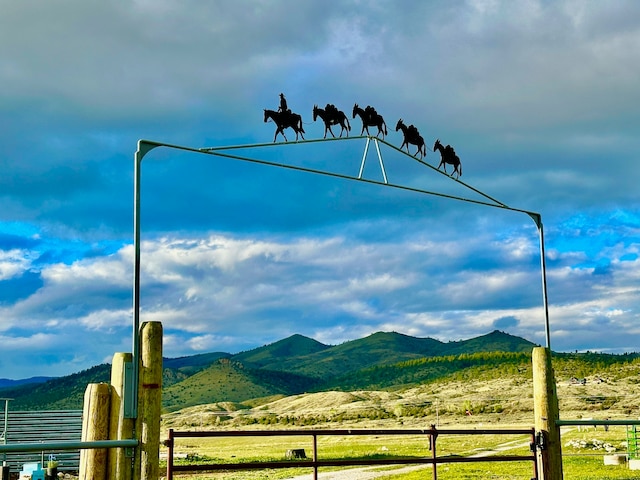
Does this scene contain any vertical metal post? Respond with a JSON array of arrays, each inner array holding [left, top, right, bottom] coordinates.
[[1, 399, 9, 464], [529, 213, 551, 349], [531, 430, 539, 480], [430, 424, 437, 480], [130, 141, 159, 420], [166, 429, 174, 480], [538, 223, 551, 350], [131, 147, 142, 420], [312, 433, 318, 480]]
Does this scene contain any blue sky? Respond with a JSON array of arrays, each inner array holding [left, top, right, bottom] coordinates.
[[1, 1, 639, 379]]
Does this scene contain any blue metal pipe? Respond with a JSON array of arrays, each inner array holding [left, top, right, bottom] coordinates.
[[0, 439, 138, 453]]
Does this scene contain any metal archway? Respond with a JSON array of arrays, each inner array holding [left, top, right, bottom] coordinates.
[[127, 135, 550, 418]]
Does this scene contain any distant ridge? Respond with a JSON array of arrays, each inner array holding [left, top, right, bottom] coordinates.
[[0, 376, 52, 389], [1, 330, 540, 411]]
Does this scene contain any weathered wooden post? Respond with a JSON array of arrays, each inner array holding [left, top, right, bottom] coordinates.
[[532, 347, 563, 479], [109, 352, 134, 480], [79, 382, 111, 480], [134, 321, 163, 480]]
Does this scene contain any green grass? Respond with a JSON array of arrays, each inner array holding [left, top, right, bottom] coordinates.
[[377, 456, 638, 480], [166, 456, 639, 480], [163, 426, 638, 480]]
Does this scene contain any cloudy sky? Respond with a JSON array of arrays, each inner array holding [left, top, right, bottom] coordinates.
[[1, 1, 639, 379]]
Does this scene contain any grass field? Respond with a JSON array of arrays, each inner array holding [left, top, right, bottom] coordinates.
[[160, 421, 638, 479]]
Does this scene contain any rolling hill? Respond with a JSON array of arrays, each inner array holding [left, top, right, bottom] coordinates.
[[0, 330, 540, 411]]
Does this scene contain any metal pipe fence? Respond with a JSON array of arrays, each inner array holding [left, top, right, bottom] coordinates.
[[164, 426, 537, 480]]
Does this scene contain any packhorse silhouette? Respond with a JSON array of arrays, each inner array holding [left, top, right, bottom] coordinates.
[[395, 119, 427, 158], [263, 109, 305, 142], [433, 139, 462, 177], [352, 104, 388, 138], [313, 104, 351, 138]]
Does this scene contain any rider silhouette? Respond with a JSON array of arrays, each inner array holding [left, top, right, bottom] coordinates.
[[278, 93, 289, 114]]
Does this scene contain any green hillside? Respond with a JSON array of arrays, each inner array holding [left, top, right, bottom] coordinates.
[[162, 358, 321, 411], [0, 364, 111, 410], [274, 331, 447, 379], [233, 330, 535, 381], [233, 334, 329, 368], [163, 351, 231, 387], [443, 330, 538, 355], [325, 351, 532, 391], [5, 329, 632, 414]]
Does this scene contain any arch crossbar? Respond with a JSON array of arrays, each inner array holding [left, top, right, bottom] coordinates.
[[141, 135, 526, 215]]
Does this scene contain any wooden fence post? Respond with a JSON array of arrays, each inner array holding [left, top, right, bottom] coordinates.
[[532, 347, 563, 479], [134, 321, 163, 480], [79, 382, 111, 480], [109, 352, 134, 480]]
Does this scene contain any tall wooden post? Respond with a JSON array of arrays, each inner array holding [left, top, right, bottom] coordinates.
[[79, 382, 111, 480], [134, 322, 163, 480], [109, 353, 134, 480], [532, 347, 563, 479]]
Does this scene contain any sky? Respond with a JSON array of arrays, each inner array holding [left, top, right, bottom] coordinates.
[[1, 0, 639, 379]]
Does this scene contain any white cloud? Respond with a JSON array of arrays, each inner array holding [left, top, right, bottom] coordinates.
[[1, 0, 640, 377], [0, 249, 32, 280]]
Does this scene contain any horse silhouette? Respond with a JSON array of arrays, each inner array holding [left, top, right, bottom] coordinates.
[[263, 109, 305, 142], [395, 119, 427, 158], [352, 104, 388, 138], [313, 104, 351, 139], [433, 139, 462, 177]]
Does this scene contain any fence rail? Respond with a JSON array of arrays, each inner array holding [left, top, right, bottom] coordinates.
[[164, 427, 538, 480], [0, 410, 138, 473], [1, 410, 82, 472]]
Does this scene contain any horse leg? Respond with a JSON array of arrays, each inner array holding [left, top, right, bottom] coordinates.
[[276, 127, 287, 142]]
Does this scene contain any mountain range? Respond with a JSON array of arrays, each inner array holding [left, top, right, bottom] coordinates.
[[0, 330, 539, 411]]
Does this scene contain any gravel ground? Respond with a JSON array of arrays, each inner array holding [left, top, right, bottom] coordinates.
[[284, 464, 430, 480]]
